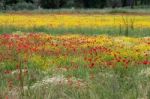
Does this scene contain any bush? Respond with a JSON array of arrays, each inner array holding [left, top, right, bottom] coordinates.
[[0, 3, 4, 10], [12, 2, 37, 10]]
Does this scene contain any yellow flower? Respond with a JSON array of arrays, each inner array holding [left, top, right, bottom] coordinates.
[[0, 14, 150, 28]]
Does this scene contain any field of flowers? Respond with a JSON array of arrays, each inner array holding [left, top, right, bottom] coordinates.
[[0, 13, 150, 99], [0, 14, 150, 28]]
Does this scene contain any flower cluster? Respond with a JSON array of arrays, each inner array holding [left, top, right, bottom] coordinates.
[[0, 33, 149, 70]]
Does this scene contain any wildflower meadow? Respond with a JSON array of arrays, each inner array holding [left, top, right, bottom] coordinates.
[[0, 10, 150, 99]]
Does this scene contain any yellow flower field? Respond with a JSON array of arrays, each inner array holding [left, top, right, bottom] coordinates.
[[0, 14, 150, 28]]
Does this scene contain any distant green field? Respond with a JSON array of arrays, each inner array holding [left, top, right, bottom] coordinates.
[[0, 26, 150, 37]]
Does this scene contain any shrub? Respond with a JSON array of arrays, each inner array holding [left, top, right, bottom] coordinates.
[[12, 2, 37, 10], [0, 2, 4, 10]]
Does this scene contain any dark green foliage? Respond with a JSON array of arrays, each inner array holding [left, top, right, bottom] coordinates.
[[39, 0, 69, 9], [0, 0, 150, 10], [12, 2, 37, 10]]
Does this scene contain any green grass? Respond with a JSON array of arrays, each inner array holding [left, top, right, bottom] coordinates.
[[0, 26, 150, 37], [1, 62, 150, 99]]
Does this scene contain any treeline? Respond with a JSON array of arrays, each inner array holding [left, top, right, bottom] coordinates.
[[0, 0, 150, 10]]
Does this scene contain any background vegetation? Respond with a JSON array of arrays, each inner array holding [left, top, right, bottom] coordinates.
[[0, 0, 150, 10]]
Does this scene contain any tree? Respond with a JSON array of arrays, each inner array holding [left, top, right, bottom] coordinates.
[[1, 0, 18, 10], [0, 0, 150, 10], [25, 0, 34, 3], [39, 0, 68, 9], [130, 0, 135, 8], [121, 0, 127, 7], [108, 0, 121, 8]]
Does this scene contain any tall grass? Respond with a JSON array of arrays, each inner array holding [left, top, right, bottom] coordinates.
[[1, 63, 150, 99], [0, 26, 149, 37]]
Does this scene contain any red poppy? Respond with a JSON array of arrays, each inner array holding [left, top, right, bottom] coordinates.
[[143, 60, 149, 65], [89, 63, 95, 68]]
